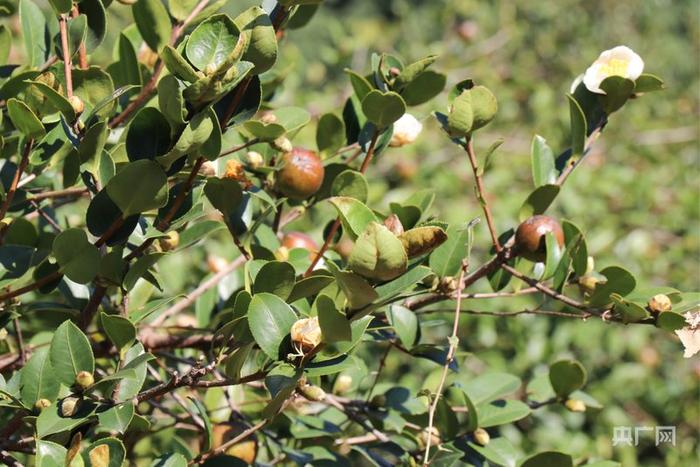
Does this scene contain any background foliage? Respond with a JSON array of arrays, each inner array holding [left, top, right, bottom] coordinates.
[[0, 0, 698, 466]]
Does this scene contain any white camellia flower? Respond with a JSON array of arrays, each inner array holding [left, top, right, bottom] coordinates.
[[676, 310, 700, 358], [390, 113, 423, 147], [582, 46, 644, 94]]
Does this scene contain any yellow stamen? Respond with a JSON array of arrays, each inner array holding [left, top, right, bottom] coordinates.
[[599, 58, 629, 77]]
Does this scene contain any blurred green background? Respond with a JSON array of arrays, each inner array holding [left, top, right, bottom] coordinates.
[[7, 0, 698, 464], [262, 1, 700, 465]]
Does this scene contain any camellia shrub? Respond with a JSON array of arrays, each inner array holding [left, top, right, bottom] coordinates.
[[0, 0, 696, 466]]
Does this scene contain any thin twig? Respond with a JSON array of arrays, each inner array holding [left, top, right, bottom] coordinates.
[[71, 6, 87, 69], [500, 263, 589, 312], [463, 138, 500, 251], [58, 15, 73, 97], [0, 139, 33, 224], [12, 319, 26, 365], [423, 259, 468, 465]]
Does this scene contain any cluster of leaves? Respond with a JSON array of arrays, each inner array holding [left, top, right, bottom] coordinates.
[[0, 0, 696, 466]]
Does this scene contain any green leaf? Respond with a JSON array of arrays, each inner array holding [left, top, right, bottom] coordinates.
[[588, 266, 636, 307], [399, 226, 448, 258], [100, 312, 136, 351], [106, 160, 168, 216], [477, 399, 531, 427], [331, 268, 378, 310], [73, 67, 116, 119], [331, 170, 368, 202], [348, 222, 408, 281], [52, 228, 100, 284], [599, 76, 634, 114], [634, 73, 664, 93], [97, 402, 134, 435], [233, 6, 277, 74], [126, 108, 172, 161], [567, 94, 587, 157], [248, 293, 298, 360], [549, 360, 586, 398], [288, 274, 334, 303], [189, 397, 213, 451], [158, 110, 214, 168], [519, 184, 560, 221], [7, 98, 45, 138], [161, 45, 200, 82], [36, 399, 97, 438], [150, 453, 188, 467], [467, 437, 519, 467], [186, 14, 240, 71], [461, 372, 522, 405], [0, 25, 10, 64], [429, 224, 471, 277], [344, 69, 373, 101], [133, 0, 172, 53], [20, 0, 48, 68], [656, 311, 687, 331], [36, 440, 68, 467], [375, 265, 432, 299], [253, 261, 296, 300], [317, 294, 352, 342], [123, 252, 164, 291], [327, 196, 378, 240], [50, 320, 95, 386], [82, 437, 126, 467], [113, 344, 150, 402], [316, 113, 346, 154], [562, 220, 588, 276], [521, 452, 573, 467], [531, 135, 556, 187], [20, 347, 59, 407], [26, 80, 76, 122], [401, 70, 446, 106], [78, 120, 109, 169], [109, 34, 142, 88], [203, 177, 243, 216], [394, 55, 436, 88], [387, 305, 418, 348], [81, 0, 107, 50], [361, 90, 406, 128], [47, 0, 71, 15], [540, 232, 563, 280], [448, 85, 497, 136]]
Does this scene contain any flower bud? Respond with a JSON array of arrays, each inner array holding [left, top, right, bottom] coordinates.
[[275, 246, 290, 262], [290, 317, 322, 352], [578, 275, 599, 294], [34, 398, 52, 410], [158, 231, 179, 252], [419, 426, 441, 447], [60, 397, 80, 417], [473, 427, 490, 446], [389, 66, 401, 77], [565, 398, 586, 412], [389, 113, 423, 147], [648, 294, 672, 313], [333, 374, 353, 395], [383, 214, 404, 236], [207, 255, 228, 273], [260, 112, 277, 124], [76, 371, 94, 389], [456, 20, 479, 42], [299, 384, 326, 401], [272, 136, 293, 153], [199, 161, 216, 177], [245, 151, 264, 169], [223, 159, 246, 182], [68, 95, 84, 116]]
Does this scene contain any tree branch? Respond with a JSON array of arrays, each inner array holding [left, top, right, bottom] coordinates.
[[463, 137, 501, 251]]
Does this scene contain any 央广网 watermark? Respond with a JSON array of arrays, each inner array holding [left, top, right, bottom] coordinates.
[[612, 426, 676, 446]]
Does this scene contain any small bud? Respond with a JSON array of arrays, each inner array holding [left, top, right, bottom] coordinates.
[[473, 427, 490, 446], [159, 231, 180, 252], [578, 275, 599, 294], [204, 63, 218, 76], [565, 399, 586, 412], [389, 66, 401, 76], [223, 159, 246, 181], [60, 397, 80, 417], [275, 246, 290, 262], [389, 113, 423, 147], [207, 255, 228, 273], [585, 256, 595, 275], [260, 112, 277, 124], [290, 317, 322, 352], [299, 384, 326, 401], [68, 95, 84, 116], [648, 294, 672, 313], [34, 398, 52, 410], [272, 136, 293, 153], [419, 426, 441, 447], [383, 214, 405, 236], [333, 374, 353, 395], [199, 161, 216, 177], [245, 151, 264, 169], [75, 371, 94, 389], [456, 20, 479, 42]]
